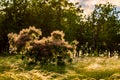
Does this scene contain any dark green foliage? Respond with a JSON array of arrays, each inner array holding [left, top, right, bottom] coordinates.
[[0, 0, 83, 54], [77, 3, 120, 57], [0, 0, 120, 57]]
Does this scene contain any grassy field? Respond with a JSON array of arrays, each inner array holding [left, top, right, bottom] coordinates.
[[0, 55, 120, 80]]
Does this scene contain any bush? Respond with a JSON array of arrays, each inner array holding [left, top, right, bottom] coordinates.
[[8, 26, 42, 54], [8, 26, 77, 65]]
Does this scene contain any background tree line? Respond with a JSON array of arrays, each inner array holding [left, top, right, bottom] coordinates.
[[0, 0, 120, 57]]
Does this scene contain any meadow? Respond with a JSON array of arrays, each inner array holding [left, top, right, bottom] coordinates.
[[0, 55, 120, 80]]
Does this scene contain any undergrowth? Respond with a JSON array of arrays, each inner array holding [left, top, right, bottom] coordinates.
[[0, 55, 120, 80]]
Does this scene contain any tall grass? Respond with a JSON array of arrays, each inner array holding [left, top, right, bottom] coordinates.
[[0, 55, 120, 79]]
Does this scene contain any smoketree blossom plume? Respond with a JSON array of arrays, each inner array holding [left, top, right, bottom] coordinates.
[[8, 26, 78, 65]]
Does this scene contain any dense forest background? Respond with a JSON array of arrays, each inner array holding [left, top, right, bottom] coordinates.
[[0, 0, 120, 57]]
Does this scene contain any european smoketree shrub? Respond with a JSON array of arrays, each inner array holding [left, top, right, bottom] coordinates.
[[8, 26, 76, 65], [8, 26, 42, 54]]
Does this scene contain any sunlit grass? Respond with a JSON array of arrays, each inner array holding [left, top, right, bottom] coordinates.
[[0, 55, 120, 79]]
